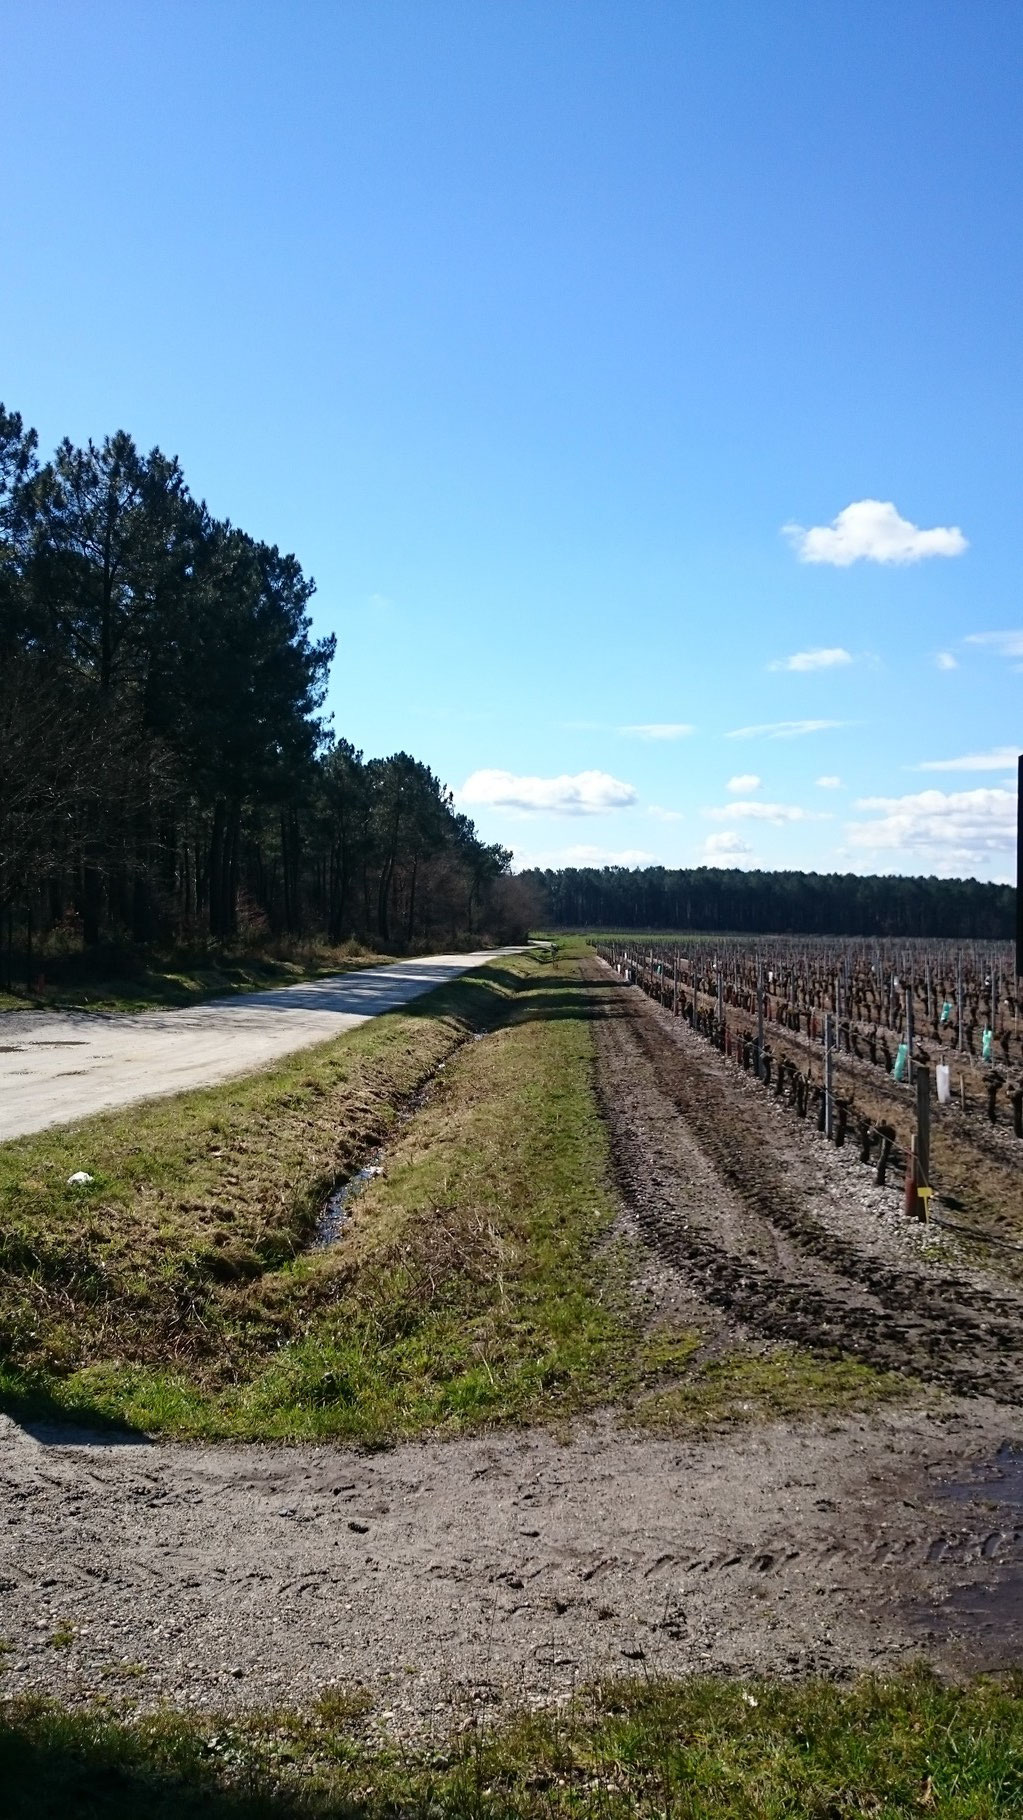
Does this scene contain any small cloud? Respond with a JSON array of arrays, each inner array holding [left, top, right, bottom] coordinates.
[[768, 647, 853, 673], [367, 592, 394, 612], [460, 768, 637, 816], [965, 630, 1023, 662], [934, 651, 958, 671], [702, 831, 754, 864], [816, 775, 843, 790], [618, 722, 695, 740], [727, 719, 846, 740], [513, 843, 655, 870], [704, 800, 830, 825], [783, 500, 967, 566], [647, 805, 685, 822], [913, 747, 1019, 774], [847, 787, 1016, 868], [727, 774, 761, 793]]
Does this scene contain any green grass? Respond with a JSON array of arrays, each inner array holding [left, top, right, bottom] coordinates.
[[635, 1343, 907, 1432], [2, 1669, 1021, 1816]]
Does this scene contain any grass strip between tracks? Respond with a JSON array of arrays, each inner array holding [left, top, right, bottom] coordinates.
[[2, 1669, 1020, 1817], [0, 942, 903, 1440]]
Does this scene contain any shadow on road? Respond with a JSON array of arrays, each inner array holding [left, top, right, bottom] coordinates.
[[0, 1375, 150, 1447]]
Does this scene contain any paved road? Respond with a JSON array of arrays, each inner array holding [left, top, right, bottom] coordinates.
[[0, 950, 521, 1142]]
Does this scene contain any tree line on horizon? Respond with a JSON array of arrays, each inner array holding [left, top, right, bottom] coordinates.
[[522, 862, 1015, 941], [0, 404, 523, 965]]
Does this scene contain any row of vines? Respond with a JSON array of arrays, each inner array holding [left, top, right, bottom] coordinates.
[[593, 936, 1023, 1239]]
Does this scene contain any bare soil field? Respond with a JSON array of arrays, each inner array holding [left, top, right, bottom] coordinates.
[[3, 954, 1023, 1738], [584, 956, 1023, 1400]]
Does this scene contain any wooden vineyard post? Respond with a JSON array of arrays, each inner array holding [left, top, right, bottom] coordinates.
[[824, 1013, 834, 1138], [756, 957, 764, 1076], [957, 951, 964, 1055], [1017, 753, 1023, 991], [904, 1134, 918, 1219]]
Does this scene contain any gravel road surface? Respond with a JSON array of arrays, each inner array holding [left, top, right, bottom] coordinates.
[[0, 951, 521, 1142], [2, 1404, 1021, 1731]]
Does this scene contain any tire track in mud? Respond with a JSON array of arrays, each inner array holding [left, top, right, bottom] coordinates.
[[587, 962, 1023, 1403]]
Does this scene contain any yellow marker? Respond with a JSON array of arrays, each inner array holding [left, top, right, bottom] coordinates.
[[917, 1186, 935, 1223]]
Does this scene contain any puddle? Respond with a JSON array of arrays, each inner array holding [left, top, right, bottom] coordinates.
[[310, 1027, 487, 1250], [914, 1447, 1023, 1656], [935, 1445, 1023, 1512], [313, 1160, 384, 1248], [938, 1574, 1023, 1639]]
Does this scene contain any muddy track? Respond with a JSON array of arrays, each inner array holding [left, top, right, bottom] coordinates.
[[586, 960, 1023, 1403]]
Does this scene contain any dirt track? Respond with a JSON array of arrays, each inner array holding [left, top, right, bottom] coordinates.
[[3, 958, 1023, 1729], [586, 957, 1023, 1403], [3, 1403, 1023, 1731]]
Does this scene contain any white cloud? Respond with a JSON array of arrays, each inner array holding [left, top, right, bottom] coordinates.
[[460, 768, 637, 816], [934, 651, 958, 671], [914, 747, 1019, 773], [702, 832, 754, 864], [768, 647, 853, 673], [783, 500, 967, 566], [513, 843, 655, 870], [727, 719, 846, 740], [965, 630, 1023, 661], [847, 787, 1016, 869], [815, 775, 843, 790], [647, 804, 685, 822], [727, 774, 761, 793], [618, 722, 695, 740], [704, 800, 830, 825]]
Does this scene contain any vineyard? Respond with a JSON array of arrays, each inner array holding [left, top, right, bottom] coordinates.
[[593, 936, 1023, 1248]]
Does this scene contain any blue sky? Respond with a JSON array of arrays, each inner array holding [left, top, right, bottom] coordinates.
[[3, 1, 1020, 880]]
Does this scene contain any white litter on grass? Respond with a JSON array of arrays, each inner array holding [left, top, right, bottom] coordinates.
[[66, 1172, 94, 1186]]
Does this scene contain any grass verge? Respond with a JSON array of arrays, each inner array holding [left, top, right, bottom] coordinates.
[[0, 954, 539, 1434], [0, 938, 397, 1015], [2, 945, 641, 1438], [2, 1669, 1020, 1816]]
